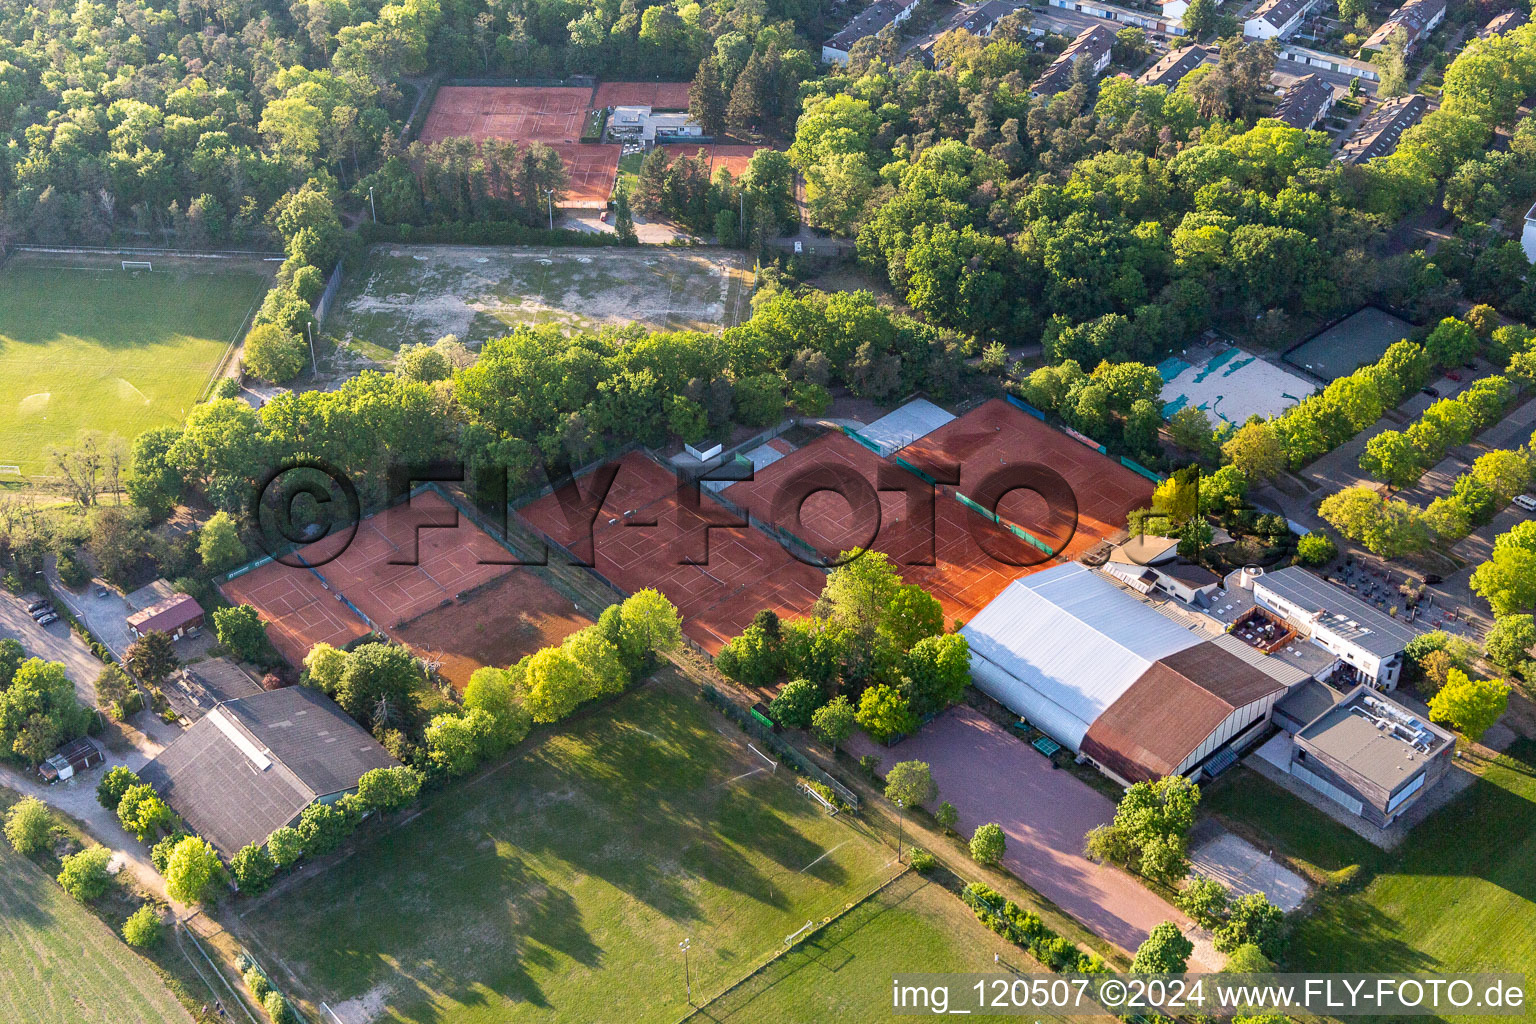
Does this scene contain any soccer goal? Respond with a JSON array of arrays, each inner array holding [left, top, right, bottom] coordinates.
[[799, 780, 838, 816], [121, 260, 152, 271], [0, 465, 20, 476]]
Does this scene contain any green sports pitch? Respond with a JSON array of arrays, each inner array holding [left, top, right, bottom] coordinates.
[[0, 840, 192, 1024], [0, 253, 269, 477], [240, 678, 900, 1024]]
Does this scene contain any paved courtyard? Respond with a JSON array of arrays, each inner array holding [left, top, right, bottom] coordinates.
[[850, 705, 1205, 961]]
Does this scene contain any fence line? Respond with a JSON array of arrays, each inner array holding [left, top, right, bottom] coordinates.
[[313, 258, 345, 326], [14, 243, 281, 260], [699, 685, 860, 808]]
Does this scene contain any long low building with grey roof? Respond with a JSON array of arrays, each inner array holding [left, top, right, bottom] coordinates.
[[1136, 44, 1210, 89], [140, 686, 398, 858], [822, 0, 921, 63], [1337, 93, 1427, 165]]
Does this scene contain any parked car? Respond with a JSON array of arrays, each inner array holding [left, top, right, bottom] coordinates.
[[1423, 573, 1444, 585], [36, 613, 58, 626], [1421, 386, 1440, 397], [1514, 494, 1536, 513], [1447, 371, 1462, 381], [26, 599, 49, 613], [29, 604, 53, 620]]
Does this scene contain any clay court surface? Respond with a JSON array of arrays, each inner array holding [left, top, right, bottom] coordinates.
[[333, 244, 753, 356], [721, 400, 1151, 624], [591, 81, 691, 109], [393, 570, 592, 688], [224, 490, 580, 678], [516, 452, 827, 652], [901, 398, 1151, 563], [662, 143, 767, 179], [550, 141, 623, 205], [420, 85, 590, 145], [418, 86, 619, 207], [848, 706, 1192, 957]]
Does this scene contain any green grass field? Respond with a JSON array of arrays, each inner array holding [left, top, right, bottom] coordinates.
[[1214, 742, 1536, 1015], [0, 255, 268, 476], [0, 840, 192, 1024], [331, 244, 751, 360], [691, 871, 1084, 1023], [240, 680, 897, 1024]]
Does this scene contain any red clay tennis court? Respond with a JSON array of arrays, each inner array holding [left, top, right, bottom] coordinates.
[[417, 87, 620, 206], [901, 399, 1153, 566], [222, 490, 532, 668], [721, 430, 1048, 625], [516, 451, 825, 652], [707, 145, 766, 178], [222, 562, 372, 667], [419, 85, 592, 145], [591, 81, 691, 109], [311, 490, 518, 630], [393, 571, 593, 689], [661, 144, 768, 180], [550, 142, 622, 207]]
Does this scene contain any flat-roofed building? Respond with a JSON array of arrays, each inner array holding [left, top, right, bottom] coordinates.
[[1251, 566, 1421, 689], [1287, 685, 1454, 827], [1337, 94, 1427, 165]]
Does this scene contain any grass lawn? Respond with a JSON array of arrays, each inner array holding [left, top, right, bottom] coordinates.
[[1214, 742, 1536, 994], [0, 838, 192, 1024], [0, 254, 268, 476], [691, 871, 1092, 1023], [239, 680, 896, 1024]]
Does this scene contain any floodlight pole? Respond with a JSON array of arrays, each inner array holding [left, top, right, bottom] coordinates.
[[546, 188, 555, 231], [306, 321, 317, 376], [368, 185, 376, 223], [679, 938, 693, 1005], [894, 797, 905, 862]]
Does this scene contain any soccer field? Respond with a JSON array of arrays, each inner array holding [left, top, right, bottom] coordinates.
[[240, 678, 897, 1024], [0, 253, 268, 476], [0, 840, 192, 1024], [330, 244, 753, 359]]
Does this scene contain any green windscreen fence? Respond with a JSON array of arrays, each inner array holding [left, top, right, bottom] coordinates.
[[955, 492, 1053, 555], [895, 456, 937, 485], [840, 425, 883, 455]]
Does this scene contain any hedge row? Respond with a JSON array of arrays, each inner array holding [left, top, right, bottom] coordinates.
[[961, 882, 1106, 974]]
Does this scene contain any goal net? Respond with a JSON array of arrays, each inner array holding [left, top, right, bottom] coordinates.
[[0, 465, 20, 476], [121, 260, 152, 271]]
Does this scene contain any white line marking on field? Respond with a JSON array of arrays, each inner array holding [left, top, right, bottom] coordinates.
[[800, 840, 849, 874], [718, 767, 765, 788]]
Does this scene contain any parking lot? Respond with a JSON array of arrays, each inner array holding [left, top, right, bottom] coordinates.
[[0, 589, 102, 704]]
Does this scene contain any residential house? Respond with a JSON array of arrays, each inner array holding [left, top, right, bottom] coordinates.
[[1244, 0, 1322, 39], [1271, 72, 1335, 129], [1136, 44, 1210, 88], [823, 0, 922, 63], [1031, 24, 1116, 96], [1360, 0, 1447, 56], [1336, 93, 1428, 165]]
